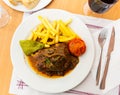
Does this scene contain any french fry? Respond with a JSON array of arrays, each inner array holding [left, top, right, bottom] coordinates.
[[38, 16, 57, 36], [32, 33, 37, 41], [39, 30, 48, 44], [47, 40, 55, 45], [59, 35, 75, 42], [65, 18, 72, 25], [28, 16, 78, 47], [38, 16, 49, 28], [52, 20, 57, 28], [55, 21, 59, 43], [36, 24, 44, 32], [59, 20, 74, 36]]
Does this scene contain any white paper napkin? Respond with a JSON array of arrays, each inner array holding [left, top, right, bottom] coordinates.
[[9, 12, 120, 95]]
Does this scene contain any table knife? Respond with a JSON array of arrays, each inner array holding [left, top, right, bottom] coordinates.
[[100, 27, 115, 89]]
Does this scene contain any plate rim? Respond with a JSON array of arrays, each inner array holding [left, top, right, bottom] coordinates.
[[10, 9, 95, 93]]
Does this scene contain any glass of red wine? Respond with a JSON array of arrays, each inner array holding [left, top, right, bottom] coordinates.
[[84, 0, 118, 15]]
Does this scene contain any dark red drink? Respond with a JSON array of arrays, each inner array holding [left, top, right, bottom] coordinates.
[[88, 0, 118, 13]]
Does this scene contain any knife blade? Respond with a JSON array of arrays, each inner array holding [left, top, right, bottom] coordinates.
[[100, 27, 115, 89]]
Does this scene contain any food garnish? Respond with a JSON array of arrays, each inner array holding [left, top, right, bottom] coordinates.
[[68, 38, 86, 57], [19, 40, 44, 56]]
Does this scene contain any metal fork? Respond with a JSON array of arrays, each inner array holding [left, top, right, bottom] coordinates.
[[96, 28, 107, 85]]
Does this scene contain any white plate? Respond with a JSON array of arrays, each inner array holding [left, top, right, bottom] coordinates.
[[10, 9, 95, 93], [3, 0, 52, 12]]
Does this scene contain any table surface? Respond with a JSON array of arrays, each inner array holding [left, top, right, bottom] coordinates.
[[0, 0, 120, 95]]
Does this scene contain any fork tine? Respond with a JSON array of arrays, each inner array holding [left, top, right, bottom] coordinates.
[[99, 28, 108, 38]]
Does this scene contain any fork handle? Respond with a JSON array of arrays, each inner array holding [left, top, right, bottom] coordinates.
[[96, 49, 102, 85], [100, 55, 110, 89]]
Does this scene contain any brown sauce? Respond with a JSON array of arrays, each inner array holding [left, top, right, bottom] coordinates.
[[25, 56, 73, 78], [25, 43, 79, 78]]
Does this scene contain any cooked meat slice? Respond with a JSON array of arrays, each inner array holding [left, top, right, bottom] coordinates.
[[27, 43, 79, 76]]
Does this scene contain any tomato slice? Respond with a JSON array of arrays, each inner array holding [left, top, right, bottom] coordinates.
[[68, 38, 86, 57]]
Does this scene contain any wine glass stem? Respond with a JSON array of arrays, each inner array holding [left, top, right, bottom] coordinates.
[[0, 5, 10, 28]]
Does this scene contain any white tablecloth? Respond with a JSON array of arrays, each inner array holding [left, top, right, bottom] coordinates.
[[9, 10, 120, 95]]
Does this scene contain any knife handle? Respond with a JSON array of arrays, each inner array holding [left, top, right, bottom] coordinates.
[[100, 55, 110, 89]]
